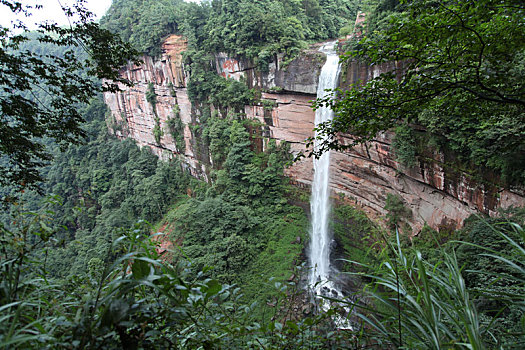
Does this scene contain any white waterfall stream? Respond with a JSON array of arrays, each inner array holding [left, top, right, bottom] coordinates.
[[308, 42, 351, 327], [309, 41, 340, 291]]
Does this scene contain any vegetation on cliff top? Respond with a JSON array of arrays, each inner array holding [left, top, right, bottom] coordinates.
[[101, 0, 360, 58], [100, 0, 360, 116]]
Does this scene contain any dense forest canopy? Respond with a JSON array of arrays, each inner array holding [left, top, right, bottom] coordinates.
[[101, 0, 359, 58]]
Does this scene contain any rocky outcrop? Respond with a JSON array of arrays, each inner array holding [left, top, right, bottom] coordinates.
[[214, 49, 326, 94], [330, 133, 524, 232], [104, 35, 524, 233], [244, 92, 316, 183], [104, 35, 325, 181]]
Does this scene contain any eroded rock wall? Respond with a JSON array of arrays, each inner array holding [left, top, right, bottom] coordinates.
[[330, 133, 524, 232], [104, 35, 325, 182], [103, 35, 524, 232], [103, 35, 208, 179]]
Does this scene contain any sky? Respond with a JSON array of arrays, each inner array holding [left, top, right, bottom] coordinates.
[[0, 0, 203, 30], [0, 0, 113, 29]]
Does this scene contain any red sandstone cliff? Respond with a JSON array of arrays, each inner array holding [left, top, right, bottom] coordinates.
[[103, 35, 524, 232]]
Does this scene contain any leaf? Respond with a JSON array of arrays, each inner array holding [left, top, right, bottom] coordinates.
[[205, 279, 222, 297], [132, 259, 149, 280]]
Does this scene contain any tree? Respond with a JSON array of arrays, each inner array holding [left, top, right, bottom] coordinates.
[[0, 0, 139, 195], [101, 0, 186, 57], [313, 0, 525, 183]]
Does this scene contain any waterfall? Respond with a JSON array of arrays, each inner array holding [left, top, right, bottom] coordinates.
[[309, 41, 341, 297]]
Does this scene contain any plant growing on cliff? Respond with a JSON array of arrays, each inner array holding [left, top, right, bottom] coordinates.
[[167, 107, 185, 153], [145, 82, 163, 145], [392, 123, 417, 167], [332, 204, 379, 272], [261, 99, 277, 111], [168, 82, 177, 98], [384, 193, 412, 230], [146, 82, 157, 111], [153, 123, 163, 145]]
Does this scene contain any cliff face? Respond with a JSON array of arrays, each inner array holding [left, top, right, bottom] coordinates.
[[104, 35, 524, 232], [104, 35, 325, 181], [103, 35, 208, 179]]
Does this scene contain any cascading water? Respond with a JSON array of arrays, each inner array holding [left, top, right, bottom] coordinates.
[[309, 41, 341, 293]]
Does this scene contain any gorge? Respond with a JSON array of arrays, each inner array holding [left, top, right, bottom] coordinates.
[[103, 36, 525, 234]]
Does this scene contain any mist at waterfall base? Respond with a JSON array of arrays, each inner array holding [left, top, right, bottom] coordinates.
[[307, 42, 354, 329]]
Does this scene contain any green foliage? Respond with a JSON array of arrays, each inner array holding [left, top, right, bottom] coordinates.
[[332, 204, 378, 271], [203, 114, 233, 167], [343, 221, 525, 348], [187, 69, 255, 110], [3, 195, 524, 349], [152, 123, 163, 145], [0, 0, 139, 194], [155, 114, 303, 321], [10, 97, 191, 279], [313, 0, 525, 184], [338, 24, 354, 37], [167, 106, 185, 153], [392, 123, 417, 167], [384, 193, 412, 229], [348, 230, 485, 348], [0, 205, 358, 348], [162, 196, 308, 322], [456, 210, 525, 348], [360, 0, 403, 37], [261, 99, 277, 111], [407, 224, 455, 263], [238, 209, 308, 317], [172, 103, 180, 118], [101, 0, 186, 57], [168, 82, 177, 98], [195, 0, 356, 59], [102, 0, 358, 84], [145, 82, 157, 110], [7, 1, 525, 348], [146, 83, 163, 144]]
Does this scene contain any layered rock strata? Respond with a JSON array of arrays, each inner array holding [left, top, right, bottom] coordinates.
[[103, 35, 524, 232]]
